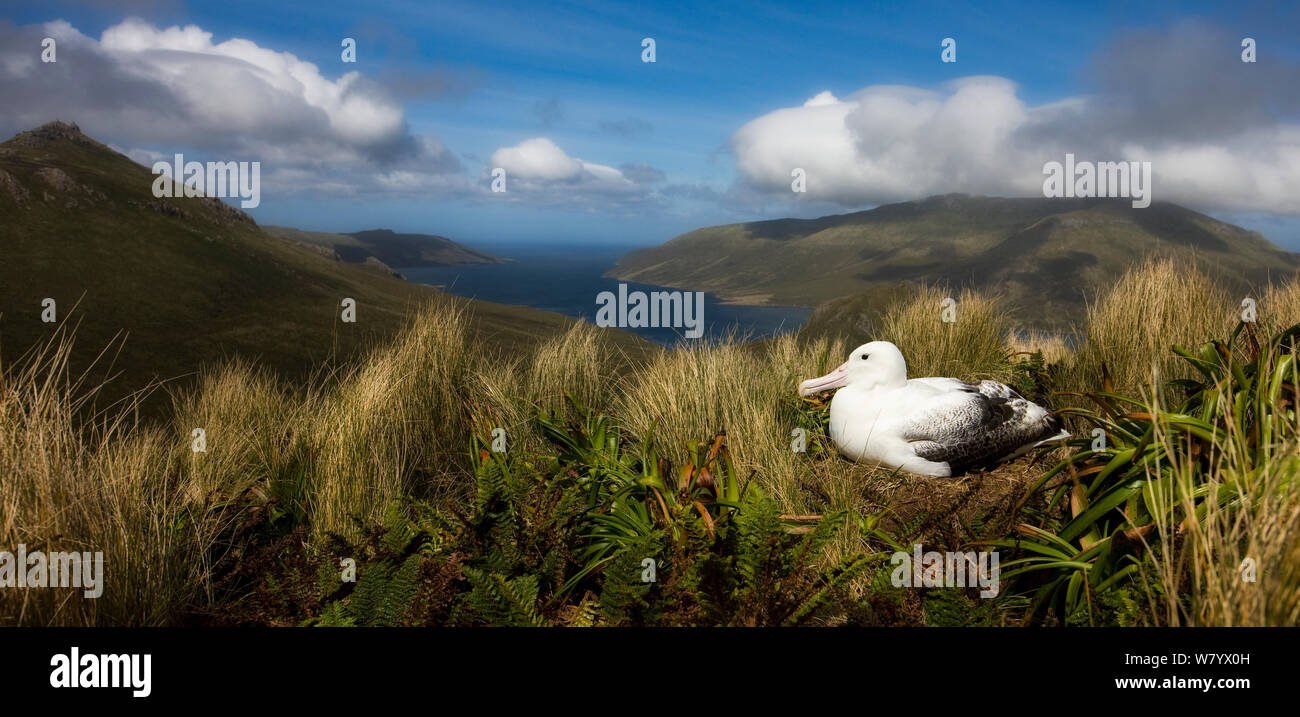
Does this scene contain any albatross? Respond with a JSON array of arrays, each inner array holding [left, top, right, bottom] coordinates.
[[798, 341, 1068, 477]]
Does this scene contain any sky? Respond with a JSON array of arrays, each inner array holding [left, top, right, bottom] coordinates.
[[2, 0, 1298, 248]]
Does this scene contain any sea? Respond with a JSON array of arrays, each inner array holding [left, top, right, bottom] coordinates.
[[399, 242, 811, 346]]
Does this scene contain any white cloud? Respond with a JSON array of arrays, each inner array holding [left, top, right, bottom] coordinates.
[[0, 19, 464, 199], [489, 137, 583, 181], [99, 19, 406, 150], [1, 19, 676, 209], [486, 138, 647, 204], [731, 76, 1300, 213], [803, 90, 840, 107]]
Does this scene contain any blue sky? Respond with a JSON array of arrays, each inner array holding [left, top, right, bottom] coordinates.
[[3, 0, 1298, 247]]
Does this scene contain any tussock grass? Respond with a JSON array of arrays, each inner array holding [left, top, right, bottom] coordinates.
[[1, 333, 203, 625], [1005, 331, 1073, 368], [1069, 258, 1234, 397], [877, 285, 1014, 384], [527, 322, 619, 414], [8, 269, 1300, 625], [170, 360, 301, 506], [466, 321, 627, 458], [1260, 276, 1300, 337], [1, 305, 485, 625], [1140, 384, 1300, 626], [308, 303, 476, 537], [618, 333, 854, 504], [616, 332, 889, 565]]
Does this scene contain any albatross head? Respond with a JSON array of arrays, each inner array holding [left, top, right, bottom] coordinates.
[[798, 341, 908, 396]]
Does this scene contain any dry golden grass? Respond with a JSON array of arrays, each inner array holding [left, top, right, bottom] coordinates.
[[527, 321, 621, 416], [1068, 258, 1235, 397], [467, 320, 632, 460], [170, 360, 301, 506], [1, 333, 206, 625], [615, 332, 898, 564], [2, 304, 487, 625], [8, 268, 1300, 625], [1139, 385, 1300, 627], [877, 285, 1015, 384], [1005, 331, 1073, 368], [1260, 275, 1300, 337], [307, 303, 476, 537], [617, 333, 853, 505]]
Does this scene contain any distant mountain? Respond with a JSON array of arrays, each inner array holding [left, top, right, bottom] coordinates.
[[264, 226, 508, 271], [609, 194, 1300, 331], [0, 121, 648, 412]]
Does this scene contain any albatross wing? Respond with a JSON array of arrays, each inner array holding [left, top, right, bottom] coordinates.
[[900, 380, 1065, 473]]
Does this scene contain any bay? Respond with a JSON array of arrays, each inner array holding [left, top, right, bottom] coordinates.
[[400, 242, 811, 346]]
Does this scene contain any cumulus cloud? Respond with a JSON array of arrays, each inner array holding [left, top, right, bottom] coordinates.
[[490, 138, 583, 181], [0, 18, 465, 198], [731, 22, 1300, 214], [486, 137, 651, 205]]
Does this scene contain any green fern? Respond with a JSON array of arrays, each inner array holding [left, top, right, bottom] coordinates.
[[299, 403, 903, 627], [784, 553, 880, 626], [310, 600, 356, 627], [347, 554, 422, 626], [462, 568, 548, 627]]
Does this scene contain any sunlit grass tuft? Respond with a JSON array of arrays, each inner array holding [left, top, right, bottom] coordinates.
[[1005, 331, 1073, 368], [1, 331, 205, 625], [7, 274, 1300, 626], [1068, 257, 1234, 397], [878, 285, 1014, 383], [308, 303, 475, 538], [1140, 375, 1300, 627]]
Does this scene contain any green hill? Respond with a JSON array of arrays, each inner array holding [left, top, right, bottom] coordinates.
[[610, 194, 1300, 332], [264, 225, 508, 271], [0, 121, 650, 412]]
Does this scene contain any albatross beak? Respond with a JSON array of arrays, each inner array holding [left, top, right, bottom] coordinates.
[[798, 361, 850, 396]]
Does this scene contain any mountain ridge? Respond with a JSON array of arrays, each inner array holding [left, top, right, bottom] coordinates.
[[609, 193, 1300, 331], [0, 121, 650, 412], [263, 226, 509, 270]]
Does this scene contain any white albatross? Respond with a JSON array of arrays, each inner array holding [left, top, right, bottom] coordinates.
[[798, 341, 1068, 477]]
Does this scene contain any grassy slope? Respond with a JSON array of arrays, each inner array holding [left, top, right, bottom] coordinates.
[[6, 236, 1298, 625], [263, 225, 509, 267], [611, 194, 1299, 332], [0, 123, 650, 410]]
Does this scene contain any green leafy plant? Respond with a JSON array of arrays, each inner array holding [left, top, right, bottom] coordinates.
[[303, 401, 894, 626], [985, 321, 1300, 624]]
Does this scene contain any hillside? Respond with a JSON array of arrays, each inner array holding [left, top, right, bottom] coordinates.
[[0, 122, 650, 412], [264, 226, 508, 270], [610, 194, 1300, 332]]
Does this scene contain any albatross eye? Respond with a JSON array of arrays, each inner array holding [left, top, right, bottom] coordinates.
[[860, 353, 869, 360]]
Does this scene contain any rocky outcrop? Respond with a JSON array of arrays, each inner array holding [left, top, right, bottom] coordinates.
[[32, 166, 109, 208], [200, 195, 257, 227], [128, 197, 188, 219], [9, 121, 114, 154], [0, 168, 30, 205]]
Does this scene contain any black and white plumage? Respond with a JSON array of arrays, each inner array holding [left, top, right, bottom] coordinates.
[[797, 341, 1068, 477]]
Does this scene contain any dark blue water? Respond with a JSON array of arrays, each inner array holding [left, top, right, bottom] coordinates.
[[401, 243, 811, 346]]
